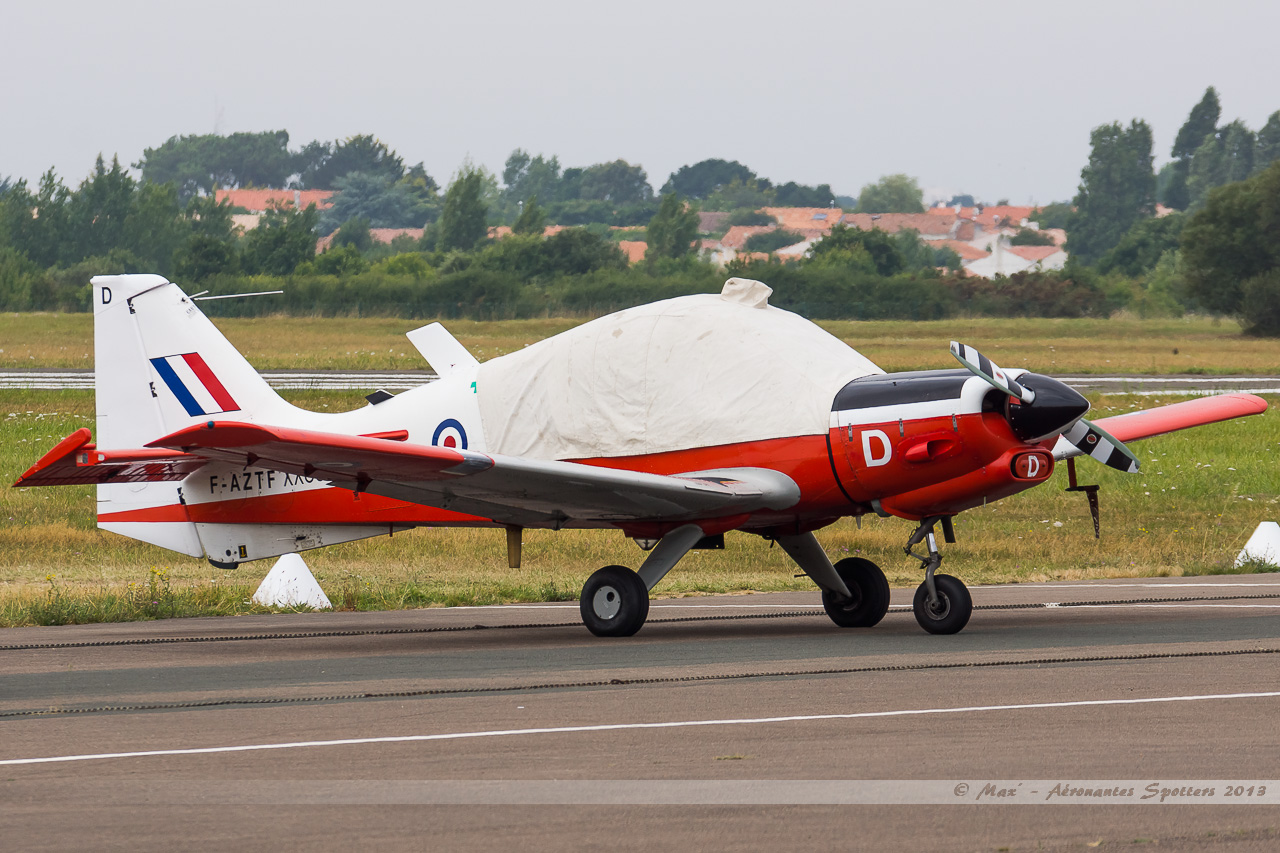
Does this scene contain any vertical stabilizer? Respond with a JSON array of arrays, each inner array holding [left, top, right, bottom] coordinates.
[[91, 275, 295, 557]]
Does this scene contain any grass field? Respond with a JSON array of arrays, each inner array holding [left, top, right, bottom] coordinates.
[[2, 311, 1276, 374], [2, 386, 1277, 627]]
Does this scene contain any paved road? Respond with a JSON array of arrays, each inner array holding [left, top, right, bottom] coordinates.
[[6, 368, 1280, 395], [3, 575, 1280, 851]]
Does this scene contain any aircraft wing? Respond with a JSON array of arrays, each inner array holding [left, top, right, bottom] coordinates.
[[1052, 394, 1268, 461], [146, 421, 801, 527]]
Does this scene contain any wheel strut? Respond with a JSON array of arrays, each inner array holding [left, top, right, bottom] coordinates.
[[905, 516, 944, 607]]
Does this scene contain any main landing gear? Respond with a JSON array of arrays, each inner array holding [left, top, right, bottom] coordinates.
[[775, 532, 892, 628], [577, 520, 973, 637], [579, 523, 706, 637], [904, 516, 972, 635]]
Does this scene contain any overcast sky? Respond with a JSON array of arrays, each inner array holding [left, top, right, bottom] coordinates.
[[5, 1, 1278, 205]]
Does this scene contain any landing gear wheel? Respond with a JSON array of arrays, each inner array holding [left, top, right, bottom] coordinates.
[[822, 557, 891, 628], [912, 574, 972, 635], [580, 565, 650, 637]]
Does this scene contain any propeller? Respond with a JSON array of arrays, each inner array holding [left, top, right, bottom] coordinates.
[[949, 342, 1034, 403], [949, 341, 1139, 474], [1059, 417, 1140, 474]]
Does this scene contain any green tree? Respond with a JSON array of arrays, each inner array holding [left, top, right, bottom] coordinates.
[[1165, 87, 1221, 211], [173, 233, 239, 282], [1180, 160, 1280, 317], [578, 160, 652, 204], [1067, 120, 1156, 265], [502, 150, 563, 204], [300, 135, 406, 189], [1009, 227, 1054, 246], [540, 228, 627, 275], [774, 182, 835, 207], [310, 244, 369, 276], [438, 166, 489, 252], [122, 181, 188, 275], [661, 159, 756, 199], [704, 179, 774, 213], [319, 172, 437, 234], [136, 131, 295, 200], [65, 155, 136, 262], [331, 217, 373, 251], [1096, 213, 1186, 277], [1186, 132, 1226, 210], [1255, 111, 1280, 174], [0, 246, 40, 310], [512, 195, 547, 235], [808, 223, 905, 276], [644, 193, 698, 260], [0, 172, 69, 268], [1030, 201, 1072, 230], [745, 229, 804, 253], [854, 174, 924, 213], [242, 202, 319, 275], [184, 194, 237, 241]]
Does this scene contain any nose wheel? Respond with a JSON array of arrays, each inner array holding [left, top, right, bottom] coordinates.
[[905, 517, 972, 635]]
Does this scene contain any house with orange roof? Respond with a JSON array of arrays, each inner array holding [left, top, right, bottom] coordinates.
[[760, 207, 842, 232], [315, 227, 424, 253], [719, 225, 776, 251], [618, 241, 648, 264], [840, 212, 974, 242], [964, 241, 1066, 279], [216, 188, 334, 213]]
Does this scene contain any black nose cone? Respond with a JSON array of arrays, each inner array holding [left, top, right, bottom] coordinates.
[[1005, 373, 1090, 443]]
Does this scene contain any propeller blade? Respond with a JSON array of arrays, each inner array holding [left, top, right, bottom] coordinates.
[[950, 341, 1035, 404], [1060, 418, 1140, 473]]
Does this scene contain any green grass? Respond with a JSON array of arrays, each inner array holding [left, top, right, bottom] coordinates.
[[3, 388, 1277, 626], [2, 312, 1274, 374]]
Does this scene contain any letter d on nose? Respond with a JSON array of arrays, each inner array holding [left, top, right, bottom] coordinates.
[[101, 286, 112, 305], [861, 429, 892, 467]]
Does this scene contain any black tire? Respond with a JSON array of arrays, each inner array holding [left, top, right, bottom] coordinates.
[[912, 573, 972, 635], [822, 557, 891, 628], [580, 565, 650, 637]]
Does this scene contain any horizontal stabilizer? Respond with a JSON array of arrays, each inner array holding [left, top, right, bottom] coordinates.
[[405, 322, 479, 377], [13, 428, 204, 487]]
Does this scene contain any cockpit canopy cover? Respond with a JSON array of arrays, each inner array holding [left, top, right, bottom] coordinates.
[[477, 278, 883, 460]]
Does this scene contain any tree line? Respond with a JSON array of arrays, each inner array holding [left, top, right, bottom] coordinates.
[[1061, 87, 1280, 333], [2, 99, 1280, 333]]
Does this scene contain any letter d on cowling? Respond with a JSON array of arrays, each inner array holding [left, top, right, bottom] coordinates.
[[862, 429, 892, 467]]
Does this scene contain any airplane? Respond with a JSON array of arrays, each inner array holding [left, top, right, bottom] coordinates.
[[14, 274, 1268, 637]]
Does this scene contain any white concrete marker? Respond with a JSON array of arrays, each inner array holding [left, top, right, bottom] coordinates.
[[251, 553, 332, 609], [1235, 521, 1280, 568]]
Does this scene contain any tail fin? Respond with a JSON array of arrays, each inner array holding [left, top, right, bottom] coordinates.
[[92, 274, 294, 557], [93, 274, 294, 447]]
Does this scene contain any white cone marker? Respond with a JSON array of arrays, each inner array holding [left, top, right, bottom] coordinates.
[[251, 553, 332, 609], [1235, 521, 1280, 569]]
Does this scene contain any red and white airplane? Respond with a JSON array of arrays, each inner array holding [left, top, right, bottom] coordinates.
[[15, 274, 1268, 636]]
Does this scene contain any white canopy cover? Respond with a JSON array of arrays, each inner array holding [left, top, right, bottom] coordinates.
[[476, 278, 884, 461]]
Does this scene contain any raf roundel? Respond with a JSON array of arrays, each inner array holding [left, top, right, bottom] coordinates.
[[432, 418, 468, 450]]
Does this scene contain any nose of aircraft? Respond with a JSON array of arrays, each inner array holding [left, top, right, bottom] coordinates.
[[1004, 373, 1090, 443]]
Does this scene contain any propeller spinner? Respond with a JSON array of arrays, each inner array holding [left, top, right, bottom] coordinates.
[[949, 341, 1139, 473]]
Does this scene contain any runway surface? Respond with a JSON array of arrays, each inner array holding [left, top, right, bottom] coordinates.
[[6, 368, 1280, 396], [4, 575, 1280, 851]]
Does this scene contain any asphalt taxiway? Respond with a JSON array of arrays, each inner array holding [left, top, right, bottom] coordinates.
[[3, 575, 1280, 851]]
